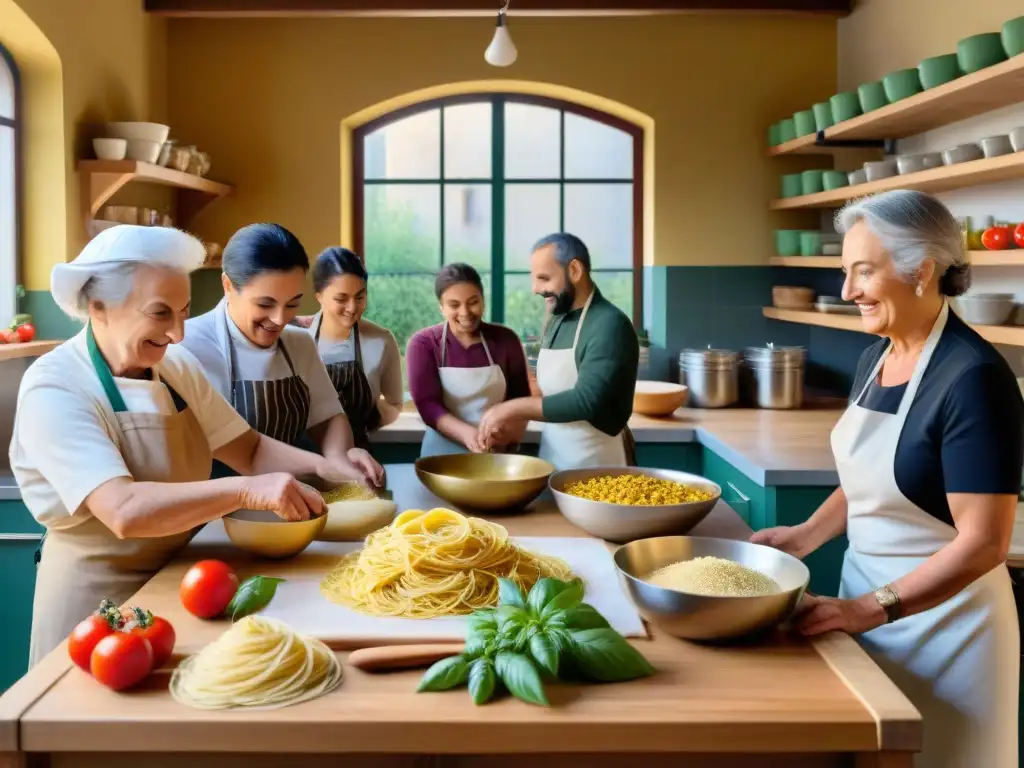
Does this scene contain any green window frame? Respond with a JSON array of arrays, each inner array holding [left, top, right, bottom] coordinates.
[[351, 93, 643, 349]]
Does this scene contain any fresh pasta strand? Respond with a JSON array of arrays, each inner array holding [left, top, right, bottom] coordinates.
[[169, 615, 343, 710], [319, 508, 574, 618]]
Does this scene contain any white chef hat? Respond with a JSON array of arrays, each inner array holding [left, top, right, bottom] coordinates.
[[51, 225, 207, 321]]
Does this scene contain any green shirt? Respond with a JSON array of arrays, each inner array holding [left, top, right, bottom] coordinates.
[[540, 286, 639, 436]]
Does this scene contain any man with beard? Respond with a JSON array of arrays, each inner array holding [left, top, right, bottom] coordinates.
[[477, 233, 639, 469]]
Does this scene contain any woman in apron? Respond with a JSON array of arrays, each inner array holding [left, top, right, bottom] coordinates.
[[308, 247, 403, 453], [406, 263, 532, 457], [182, 223, 383, 486], [752, 191, 1021, 768], [9, 226, 356, 666]]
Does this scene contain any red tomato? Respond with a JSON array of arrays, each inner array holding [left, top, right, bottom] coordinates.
[[14, 323, 35, 343], [1014, 223, 1024, 250], [180, 560, 239, 619], [68, 615, 117, 672], [90, 632, 153, 690], [981, 226, 1012, 250], [124, 607, 176, 668], [0, 329, 16, 344]]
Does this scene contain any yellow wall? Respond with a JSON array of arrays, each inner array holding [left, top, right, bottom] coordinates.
[[838, 0, 1022, 90], [2, 0, 166, 291], [167, 15, 837, 269]]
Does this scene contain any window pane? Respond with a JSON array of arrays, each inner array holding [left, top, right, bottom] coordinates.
[[0, 55, 13, 120], [444, 184, 490, 271], [504, 183, 559, 270], [363, 109, 440, 180], [504, 273, 547, 342], [592, 270, 634, 324], [504, 102, 560, 180], [0, 125, 14, 325], [363, 184, 440, 272], [362, 274, 439, 353], [564, 113, 632, 180], [444, 102, 491, 179], [564, 183, 633, 269]]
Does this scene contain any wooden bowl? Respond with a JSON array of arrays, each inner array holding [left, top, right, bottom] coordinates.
[[633, 380, 689, 417], [772, 286, 815, 310]]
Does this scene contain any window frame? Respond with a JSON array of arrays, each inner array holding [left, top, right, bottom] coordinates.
[[351, 93, 644, 329], [0, 43, 21, 327]]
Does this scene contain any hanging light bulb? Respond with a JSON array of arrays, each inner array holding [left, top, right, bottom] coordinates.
[[484, 1, 517, 67]]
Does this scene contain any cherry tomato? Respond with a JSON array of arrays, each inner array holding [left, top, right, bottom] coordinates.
[[0, 329, 16, 344], [14, 323, 35, 343], [90, 632, 153, 691], [1014, 223, 1024, 250], [68, 615, 117, 672], [180, 560, 239, 619], [124, 607, 176, 668], [981, 226, 1012, 250]]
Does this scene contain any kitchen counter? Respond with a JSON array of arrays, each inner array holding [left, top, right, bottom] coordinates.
[[0, 464, 921, 767]]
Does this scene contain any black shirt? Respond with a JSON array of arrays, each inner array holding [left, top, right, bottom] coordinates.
[[849, 308, 1024, 527]]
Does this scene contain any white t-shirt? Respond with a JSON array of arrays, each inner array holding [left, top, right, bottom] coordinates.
[[182, 300, 343, 430], [308, 315, 404, 406], [8, 330, 250, 530]]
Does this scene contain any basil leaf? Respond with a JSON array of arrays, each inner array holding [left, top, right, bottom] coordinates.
[[568, 628, 655, 682], [528, 632, 560, 677], [417, 655, 471, 692], [468, 609, 498, 634], [225, 576, 285, 621], [496, 604, 529, 630], [495, 652, 549, 707], [498, 578, 526, 609], [540, 578, 585, 618], [526, 578, 568, 617], [464, 628, 494, 658], [468, 657, 497, 705], [560, 603, 611, 631]]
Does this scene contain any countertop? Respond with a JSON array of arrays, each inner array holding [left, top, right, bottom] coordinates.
[[0, 464, 920, 764]]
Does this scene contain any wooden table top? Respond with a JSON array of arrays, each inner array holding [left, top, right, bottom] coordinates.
[[0, 466, 920, 757]]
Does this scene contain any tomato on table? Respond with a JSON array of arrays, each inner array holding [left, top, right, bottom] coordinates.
[[67, 598, 125, 672], [180, 559, 239, 618], [90, 632, 154, 691], [14, 323, 35, 342], [125, 607, 176, 668]]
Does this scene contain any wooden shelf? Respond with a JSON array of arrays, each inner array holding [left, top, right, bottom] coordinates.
[[771, 251, 1024, 268], [769, 54, 1024, 157], [0, 340, 61, 362], [763, 307, 1024, 347], [77, 160, 234, 230], [771, 152, 1024, 210]]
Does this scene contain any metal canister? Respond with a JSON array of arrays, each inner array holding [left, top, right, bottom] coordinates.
[[742, 345, 806, 409], [678, 348, 740, 408]]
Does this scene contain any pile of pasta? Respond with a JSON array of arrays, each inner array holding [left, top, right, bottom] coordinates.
[[320, 507, 573, 618], [169, 616, 343, 710]]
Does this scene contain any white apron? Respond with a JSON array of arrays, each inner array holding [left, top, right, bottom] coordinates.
[[419, 324, 507, 457], [832, 302, 1019, 768], [536, 292, 627, 471]]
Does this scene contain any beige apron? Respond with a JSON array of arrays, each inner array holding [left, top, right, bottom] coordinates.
[[28, 325, 212, 666]]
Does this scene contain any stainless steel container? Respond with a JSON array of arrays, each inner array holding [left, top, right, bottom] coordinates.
[[743, 346, 806, 409], [678, 349, 740, 408]]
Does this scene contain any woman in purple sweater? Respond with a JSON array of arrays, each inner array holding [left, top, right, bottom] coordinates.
[[407, 263, 531, 456]]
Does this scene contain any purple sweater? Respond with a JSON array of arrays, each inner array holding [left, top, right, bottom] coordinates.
[[406, 322, 531, 430]]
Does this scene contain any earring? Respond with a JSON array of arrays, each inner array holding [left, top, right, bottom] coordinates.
[[915, 283, 924, 297]]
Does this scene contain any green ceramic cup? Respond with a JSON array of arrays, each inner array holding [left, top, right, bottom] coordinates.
[[781, 173, 803, 198], [768, 122, 783, 147], [800, 232, 823, 257], [957, 32, 1007, 74], [793, 109, 817, 137], [883, 68, 923, 102], [858, 81, 890, 113], [812, 102, 834, 132], [775, 230, 803, 257], [823, 170, 848, 191], [1002, 16, 1024, 58], [830, 91, 862, 122], [779, 118, 797, 143], [918, 53, 963, 89], [801, 170, 826, 195]]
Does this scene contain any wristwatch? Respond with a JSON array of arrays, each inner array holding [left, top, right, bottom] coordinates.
[[874, 584, 902, 623]]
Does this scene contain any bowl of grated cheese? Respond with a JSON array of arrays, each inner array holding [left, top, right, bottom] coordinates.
[[613, 535, 810, 641]]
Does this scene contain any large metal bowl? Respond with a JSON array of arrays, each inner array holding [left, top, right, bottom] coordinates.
[[223, 509, 327, 559], [548, 467, 721, 543], [414, 453, 555, 511], [614, 535, 810, 640]]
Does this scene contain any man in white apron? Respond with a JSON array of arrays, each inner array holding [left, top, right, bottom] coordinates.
[[477, 233, 639, 470]]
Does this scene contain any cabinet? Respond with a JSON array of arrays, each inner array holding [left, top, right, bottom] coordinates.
[[0, 499, 43, 693]]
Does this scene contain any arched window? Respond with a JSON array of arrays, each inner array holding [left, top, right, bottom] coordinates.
[[353, 94, 642, 350], [0, 45, 19, 327]]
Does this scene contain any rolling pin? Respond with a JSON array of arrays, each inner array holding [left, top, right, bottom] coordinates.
[[348, 643, 465, 672]]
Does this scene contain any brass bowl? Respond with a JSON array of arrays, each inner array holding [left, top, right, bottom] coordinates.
[[223, 509, 327, 559], [414, 453, 555, 511]]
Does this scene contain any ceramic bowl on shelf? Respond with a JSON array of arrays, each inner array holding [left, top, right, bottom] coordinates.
[[847, 168, 868, 186], [778, 118, 797, 143], [952, 294, 1016, 326], [800, 170, 826, 195], [943, 143, 984, 165], [1003, 16, 1024, 58], [957, 32, 1007, 74], [822, 170, 848, 191], [774, 229, 803, 257], [896, 152, 943, 175], [918, 53, 963, 89], [105, 121, 170, 145], [980, 135, 1014, 158], [830, 91, 862, 123], [793, 109, 816, 137], [864, 159, 898, 182], [92, 138, 126, 161], [882, 68, 923, 102], [858, 80, 889, 113], [812, 102, 833, 132], [125, 139, 162, 164], [772, 286, 816, 310], [1011, 127, 1024, 153]]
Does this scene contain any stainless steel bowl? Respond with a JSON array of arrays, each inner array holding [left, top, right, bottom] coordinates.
[[614, 535, 810, 640], [549, 467, 721, 543], [415, 453, 554, 511]]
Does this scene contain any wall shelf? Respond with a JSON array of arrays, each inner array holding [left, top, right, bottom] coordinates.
[[763, 307, 1024, 347], [770, 152, 1024, 210], [769, 54, 1024, 157], [771, 251, 1024, 268], [77, 160, 234, 230], [0, 340, 61, 362]]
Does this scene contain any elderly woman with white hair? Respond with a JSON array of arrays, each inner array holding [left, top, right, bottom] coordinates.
[[752, 189, 1022, 767], [9, 225, 371, 667]]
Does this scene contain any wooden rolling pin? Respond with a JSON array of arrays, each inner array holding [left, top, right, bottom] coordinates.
[[348, 643, 465, 672]]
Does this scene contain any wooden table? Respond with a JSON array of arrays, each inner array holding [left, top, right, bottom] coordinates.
[[0, 466, 921, 768]]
